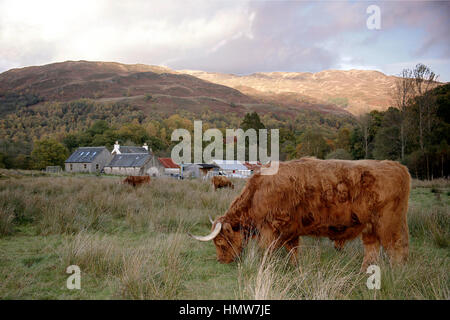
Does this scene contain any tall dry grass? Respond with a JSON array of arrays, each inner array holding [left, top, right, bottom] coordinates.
[[0, 174, 448, 299], [0, 176, 244, 237], [60, 230, 189, 299], [237, 240, 364, 300]]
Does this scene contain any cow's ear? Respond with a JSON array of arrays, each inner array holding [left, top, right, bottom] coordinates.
[[223, 222, 233, 235]]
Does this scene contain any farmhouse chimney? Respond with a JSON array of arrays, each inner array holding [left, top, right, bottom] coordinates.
[[143, 143, 148, 151], [112, 141, 121, 154]]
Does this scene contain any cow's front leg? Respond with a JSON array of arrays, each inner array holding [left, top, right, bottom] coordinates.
[[334, 239, 346, 251], [361, 231, 380, 272]]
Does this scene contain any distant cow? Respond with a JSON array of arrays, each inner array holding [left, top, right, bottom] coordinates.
[[191, 158, 411, 271], [123, 175, 150, 187], [212, 176, 234, 191]]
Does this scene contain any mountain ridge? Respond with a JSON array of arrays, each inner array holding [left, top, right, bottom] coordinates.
[[0, 60, 352, 117], [179, 68, 401, 114]]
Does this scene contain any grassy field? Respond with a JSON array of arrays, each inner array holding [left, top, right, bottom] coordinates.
[[0, 170, 448, 300]]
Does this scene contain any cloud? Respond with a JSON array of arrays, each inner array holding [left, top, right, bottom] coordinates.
[[0, 0, 448, 80]]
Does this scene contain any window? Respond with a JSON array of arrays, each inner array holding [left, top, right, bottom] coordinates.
[[70, 164, 73, 171], [84, 164, 87, 169], [96, 164, 99, 170]]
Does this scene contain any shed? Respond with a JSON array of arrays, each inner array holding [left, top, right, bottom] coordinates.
[[212, 159, 251, 177], [148, 158, 180, 176], [65, 147, 111, 173], [103, 153, 153, 176]]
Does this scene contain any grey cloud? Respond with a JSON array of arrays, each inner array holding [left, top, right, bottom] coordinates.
[[0, 0, 448, 78]]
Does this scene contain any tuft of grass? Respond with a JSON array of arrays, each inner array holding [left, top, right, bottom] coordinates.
[[408, 205, 449, 248], [237, 240, 364, 300], [119, 232, 188, 299], [0, 207, 15, 236]]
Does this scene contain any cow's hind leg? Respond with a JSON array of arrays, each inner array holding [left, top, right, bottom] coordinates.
[[361, 226, 381, 272], [377, 200, 409, 268]]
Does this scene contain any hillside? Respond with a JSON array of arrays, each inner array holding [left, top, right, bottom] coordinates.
[[0, 60, 350, 117], [180, 69, 401, 115]]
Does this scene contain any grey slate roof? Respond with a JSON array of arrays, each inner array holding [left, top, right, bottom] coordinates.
[[118, 146, 148, 154], [107, 153, 151, 167], [65, 147, 107, 163]]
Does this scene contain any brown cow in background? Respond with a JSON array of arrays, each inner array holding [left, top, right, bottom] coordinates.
[[191, 158, 411, 271], [123, 175, 150, 187], [212, 175, 234, 191]]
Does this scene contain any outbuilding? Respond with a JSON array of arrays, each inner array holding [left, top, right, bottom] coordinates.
[[103, 153, 153, 176], [211, 159, 252, 177], [65, 147, 111, 173]]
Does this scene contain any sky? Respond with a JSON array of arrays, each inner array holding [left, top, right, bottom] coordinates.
[[0, 0, 449, 81]]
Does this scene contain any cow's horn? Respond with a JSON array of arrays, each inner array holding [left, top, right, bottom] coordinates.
[[189, 222, 222, 241], [208, 215, 214, 224]]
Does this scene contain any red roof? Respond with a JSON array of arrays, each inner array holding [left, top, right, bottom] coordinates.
[[158, 158, 180, 169]]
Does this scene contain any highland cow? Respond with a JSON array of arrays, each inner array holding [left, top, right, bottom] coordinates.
[[123, 175, 151, 187], [212, 175, 235, 191], [191, 158, 411, 271]]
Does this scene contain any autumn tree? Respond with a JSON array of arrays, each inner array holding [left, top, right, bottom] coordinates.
[[240, 112, 265, 131], [392, 68, 414, 161], [31, 139, 69, 169], [335, 128, 351, 152], [117, 123, 149, 145], [296, 129, 330, 159], [412, 64, 438, 179], [373, 107, 402, 160]]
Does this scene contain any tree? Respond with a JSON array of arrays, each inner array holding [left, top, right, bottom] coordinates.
[[350, 127, 365, 159], [413, 64, 437, 151], [335, 128, 351, 152], [412, 63, 438, 179], [87, 120, 109, 136], [296, 129, 330, 159], [117, 123, 149, 145], [355, 110, 383, 159], [437, 140, 449, 178], [0, 152, 6, 168], [62, 134, 79, 152], [239, 112, 266, 161], [240, 112, 265, 131], [373, 107, 402, 160], [392, 68, 414, 161], [31, 139, 69, 170], [357, 112, 371, 159]]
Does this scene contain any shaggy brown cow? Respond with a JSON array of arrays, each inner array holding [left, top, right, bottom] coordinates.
[[212, 176, 234, 191], [123, 175, 150, 187], [191, 158, 410, 271]]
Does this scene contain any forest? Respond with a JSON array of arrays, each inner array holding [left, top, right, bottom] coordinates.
[[0, 64, 448, 179]]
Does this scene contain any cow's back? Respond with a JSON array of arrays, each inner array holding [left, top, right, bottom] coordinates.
[[243, 158, 410, 235]]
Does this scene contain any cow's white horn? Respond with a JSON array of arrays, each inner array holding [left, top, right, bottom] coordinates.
[[208, 215, 214, 224], [189, 222, 222, 241]]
